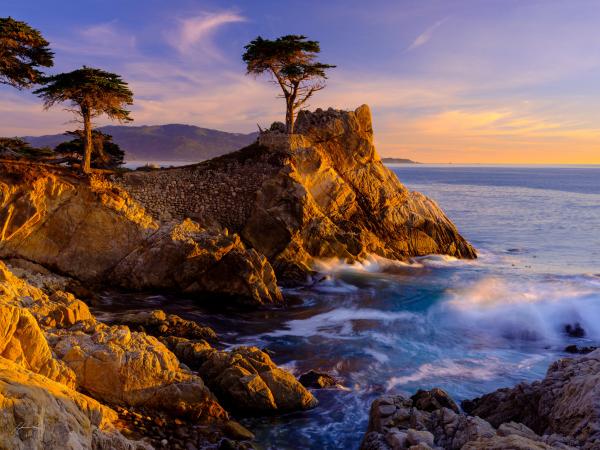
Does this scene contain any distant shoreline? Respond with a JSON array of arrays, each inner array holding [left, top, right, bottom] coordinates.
[[381, 157, 420, 164]]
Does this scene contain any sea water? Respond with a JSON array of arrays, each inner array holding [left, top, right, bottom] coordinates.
[[101, 165, 600, 449]]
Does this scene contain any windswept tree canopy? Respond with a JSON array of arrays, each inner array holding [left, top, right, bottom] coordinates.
[[0, 17, 54, 88], [34, 66, 133, 121], [34, 66, 133, 173], [243, 35, 335, 133]]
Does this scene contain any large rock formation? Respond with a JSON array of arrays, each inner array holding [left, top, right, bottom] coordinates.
[[361, 389, 576, 450], [115, 105, 475, 283], [462, 350, 600, 449], [0, 162, 281, 305]]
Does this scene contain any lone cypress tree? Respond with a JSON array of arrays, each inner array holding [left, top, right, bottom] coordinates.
[[243, 35, 335, 133], [0, 17, 54, 88], [34, 67, 133, 173]]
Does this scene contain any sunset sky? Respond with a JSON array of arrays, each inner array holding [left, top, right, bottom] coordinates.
[[2, 0, 600, 163]]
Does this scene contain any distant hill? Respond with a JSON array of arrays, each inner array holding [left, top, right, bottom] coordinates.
[[24, 124, 258, 162], [381, 157, 420, 164]]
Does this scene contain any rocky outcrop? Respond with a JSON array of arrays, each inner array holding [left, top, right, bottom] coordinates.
[[115, 105, 475, 284], [197, 346, 318, 414], [0, 162, 281, 305], [0, 262, 147, 449], [247, 106, 475, 281], [361, 389, 576, 450], [462, 350, 600, 449], [48, 321, 227, 421], [0, 358, 148, 450]]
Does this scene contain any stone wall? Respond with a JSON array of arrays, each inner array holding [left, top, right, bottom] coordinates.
[[111, 144, 284, 230]]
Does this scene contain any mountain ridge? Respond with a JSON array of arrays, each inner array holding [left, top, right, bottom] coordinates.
[[24, 124, 258, 162]]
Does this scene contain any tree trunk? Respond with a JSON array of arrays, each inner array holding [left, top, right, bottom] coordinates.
[[82, 107, 93, 173], [285, 98, 295, 134]]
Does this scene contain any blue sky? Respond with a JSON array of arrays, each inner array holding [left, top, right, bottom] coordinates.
[[2, 0, 600, 162]]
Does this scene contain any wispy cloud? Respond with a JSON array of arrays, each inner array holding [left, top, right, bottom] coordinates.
[[168, 11, 246, 57], [407, 17, 448, 51], [53, 21, 136, 57]]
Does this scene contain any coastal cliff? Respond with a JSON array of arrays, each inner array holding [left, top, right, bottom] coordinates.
[[0, 162, 281, 305], [0, 104, 474, 297], [114, 105, 475, 283]]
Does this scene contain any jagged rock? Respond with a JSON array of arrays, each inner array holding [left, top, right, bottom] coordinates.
[[110, 219, 282, 305], [0, 358, 148, 450], [49, 320, 227, 421], [462, 350, 600, 449], [298, 370, 338, 388], [410, 388, 459, 413], [0, 164, 281, 305], [112, 309, 217, 342], [245, 105, 476, 282], [0, 304, 76, 388], [360, 389, 574, 450], [198, 346, 317, 414]]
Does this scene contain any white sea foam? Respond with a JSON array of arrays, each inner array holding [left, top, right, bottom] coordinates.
[[386, 353, 547, 389], [386, 358, 500, 388], [438, 275, 600, 342], [263, 307, 417, 339]]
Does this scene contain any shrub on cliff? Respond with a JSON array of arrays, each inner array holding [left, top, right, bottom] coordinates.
[[0, 17, 53, 89], [55, 130, 124, 169], [243, 35, 335, 133], [34, 67, 133, 173], [0, 137, 53, 159]]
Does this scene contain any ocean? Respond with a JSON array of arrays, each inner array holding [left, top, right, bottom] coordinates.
[[101, 165, 600, 449]]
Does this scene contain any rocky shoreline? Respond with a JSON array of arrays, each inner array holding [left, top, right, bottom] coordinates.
[[361, 346, 600, 449], [1, 105, 594, 449]]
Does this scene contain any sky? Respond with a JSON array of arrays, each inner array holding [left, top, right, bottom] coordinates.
[[2, 0, 600, 163]]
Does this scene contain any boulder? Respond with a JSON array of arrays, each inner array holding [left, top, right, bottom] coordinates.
[[298, 370, 338, 389], [198, 346, 318, 414], [0, 304, 76, 388]]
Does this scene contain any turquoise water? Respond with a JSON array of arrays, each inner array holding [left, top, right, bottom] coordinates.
[[103, 165, 600, 449]]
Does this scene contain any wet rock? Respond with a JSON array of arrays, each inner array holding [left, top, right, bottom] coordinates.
[[410, 388, 460, 414], [113, 309, 217, 341], [360, 388, 573, 450], [564, 344, 597, 354], [462, 350, 600, 449], [223, 421, 255, 440], [298, 370, 338, 388], [564, 323, 585, 338]]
